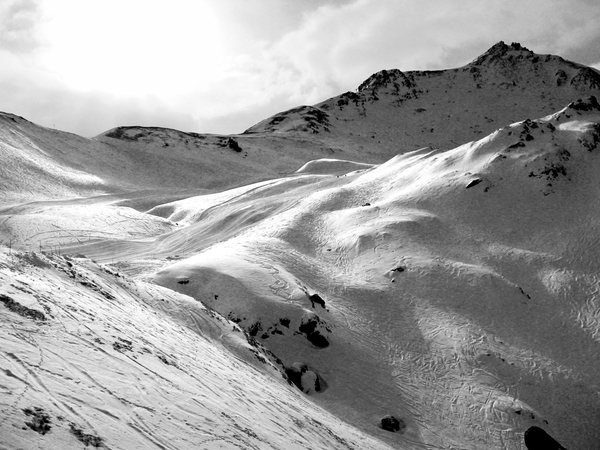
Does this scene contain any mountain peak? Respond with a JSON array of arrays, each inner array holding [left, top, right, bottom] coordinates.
[[470, 41, 535, 66]]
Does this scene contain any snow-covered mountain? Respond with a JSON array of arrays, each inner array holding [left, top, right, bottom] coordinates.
[[248, 41, 600, 152], [2, 43, 599, 449]]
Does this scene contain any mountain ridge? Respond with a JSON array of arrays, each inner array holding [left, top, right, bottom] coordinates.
[[246, 41, 600, 154]]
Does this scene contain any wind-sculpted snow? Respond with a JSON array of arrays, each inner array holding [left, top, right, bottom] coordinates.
[[150, 98, 600, 449]]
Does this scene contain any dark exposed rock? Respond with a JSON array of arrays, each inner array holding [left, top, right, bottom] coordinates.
[[524, 426, 567, 450], [470, 41, 533, 66], [567, 96, 600, 112], [0, 294, 46, 321], [226, 137, 242, 152], [248, 321, 263, 337], [336, 91, 363, 108], [70, 423, 104, 448], [555, 70, 568, 86], [579, 123, 600, 151], [252, 105, 331, 133], [298, 315, 329, 348], [285, 362, 326, 394], [380, 415, 406, 433], [358, 69, 409, 92], [508, 141, 526, 149], [23, 407, 51, 435], [309, 293, 326, 309], [112, 337, 133, 352], [570, 69, 600, 90]]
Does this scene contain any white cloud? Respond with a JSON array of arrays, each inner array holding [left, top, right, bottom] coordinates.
[[237, 0, 600, 110], [2, 0, 600, 136], [0, 0, 43, 53]]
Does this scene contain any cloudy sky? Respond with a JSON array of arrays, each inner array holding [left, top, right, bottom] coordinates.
[[2, 0, 600, 137]]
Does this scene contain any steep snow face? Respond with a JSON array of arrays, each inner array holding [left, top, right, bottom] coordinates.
[[247, 42, 600, 158], [151, 98, 600, 450], [0, 250, 391, 450]]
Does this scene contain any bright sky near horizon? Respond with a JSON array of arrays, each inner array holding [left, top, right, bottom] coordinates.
[[1, 0, 600, 137]]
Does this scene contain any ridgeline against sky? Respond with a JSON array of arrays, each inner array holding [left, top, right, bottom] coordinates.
[[1, 0, 600, 137]]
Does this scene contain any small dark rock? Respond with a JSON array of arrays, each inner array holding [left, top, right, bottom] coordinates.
[[508, 141, 526, 149], [227, 137, 243, 152], [309, 294, 326, 308], [380, 415, 406, 433]]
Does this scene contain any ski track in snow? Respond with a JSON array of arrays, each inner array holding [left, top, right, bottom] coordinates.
[[0, 251, 391, 450]]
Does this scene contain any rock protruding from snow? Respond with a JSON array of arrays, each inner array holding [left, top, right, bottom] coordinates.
[[298, 314, 330, 348], [567, 95, 600, 112], [308, 293, 326, 309], [380, 415, 406, 433], [285, 362, 326, 394], [524, 426, 567, 450]]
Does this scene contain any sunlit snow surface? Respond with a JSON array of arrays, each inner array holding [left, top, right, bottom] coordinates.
[[2, 98, 600, 449], [0, 252, 389, 449]]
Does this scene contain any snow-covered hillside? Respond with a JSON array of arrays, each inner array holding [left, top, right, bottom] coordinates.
[[248, 42, 600, 154], [148, 97, 600, 450], [0, 251, 389, 449], [2, 43, 598, 450]]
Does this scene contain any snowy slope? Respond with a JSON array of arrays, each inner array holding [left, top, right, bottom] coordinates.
[[0, 113, 354, 206], [0, 250, 392, 450], [2, 44, 599, 450], [149, 97, 600, 449], [3, 42, 600, 206]]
